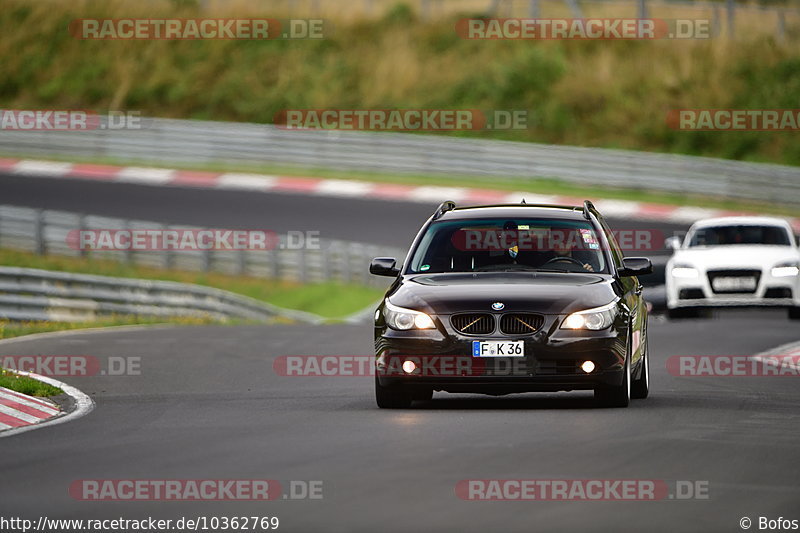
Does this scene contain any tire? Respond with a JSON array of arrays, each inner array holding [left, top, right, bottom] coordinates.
[[789, 307, 800, 320], [595, 350, 631, 408], [375, 376, 412, 408], [667, 307, 697, 319], [631, 334, 649, 400]]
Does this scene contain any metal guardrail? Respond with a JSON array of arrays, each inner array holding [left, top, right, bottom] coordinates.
[[0, 205, 405, 289], [0, 267, 323, 323], [0, 204, 403, 322], [1, 117, 798, 205]]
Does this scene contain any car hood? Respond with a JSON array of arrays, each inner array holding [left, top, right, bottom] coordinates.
[[387, 272, 619, 315], [669, 246, 799, 270]]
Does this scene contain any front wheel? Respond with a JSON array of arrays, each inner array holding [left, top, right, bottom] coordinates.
[[375, 376, 412, 408], [595, 354, 631, 408], [789, 307, 800, 320]]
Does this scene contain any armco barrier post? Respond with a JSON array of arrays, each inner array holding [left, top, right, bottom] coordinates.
[[77, 214, 87, 258], [322, 246, 332, 281], [638, 0, 648, 20], [202, 247, 211, 272], [342, 243, 352, 283], [34, 209, 45, 255], [269, 247, 280, 280], [121, 219, 133, 265], [299, 247, 308, 283]]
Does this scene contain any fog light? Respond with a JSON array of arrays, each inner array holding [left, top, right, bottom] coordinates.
[[402, 360, 416, 374], [580, 360, 595, 374]]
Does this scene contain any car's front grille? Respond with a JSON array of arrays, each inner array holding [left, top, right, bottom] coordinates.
[[499, 313, 544, 335], [707, 269, 760, 294], [451, 313, 494, 335]]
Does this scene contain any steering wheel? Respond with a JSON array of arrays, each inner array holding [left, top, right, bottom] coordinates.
[[543, 256, 585, 267]]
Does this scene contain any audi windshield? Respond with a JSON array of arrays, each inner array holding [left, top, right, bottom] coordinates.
[[688, 225, 793, 247]]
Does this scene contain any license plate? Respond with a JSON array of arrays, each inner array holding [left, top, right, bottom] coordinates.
[[472, 340, 524, 357], [712, 276, 757, 292]]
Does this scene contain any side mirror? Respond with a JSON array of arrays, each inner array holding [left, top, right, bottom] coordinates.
[[619, 257, 652, 277], [369, 257, 400, 277], [664, 236, 682, 251]]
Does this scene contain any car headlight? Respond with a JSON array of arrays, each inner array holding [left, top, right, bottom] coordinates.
[[383, 300, 435, 330], [561, 301, 618, 331], [671, 264, 699, 278], [771, 262, 799, 278]]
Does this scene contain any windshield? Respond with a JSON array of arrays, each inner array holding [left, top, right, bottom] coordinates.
[[687, 225, 792, 247], [408, 218, 608, 274]]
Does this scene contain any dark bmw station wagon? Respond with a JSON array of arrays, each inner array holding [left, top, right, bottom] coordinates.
[[370, 201, 652, 408]]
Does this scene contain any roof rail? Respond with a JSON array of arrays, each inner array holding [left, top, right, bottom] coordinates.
[[432, 200, 456, 220], [582, 200, 595, 220]]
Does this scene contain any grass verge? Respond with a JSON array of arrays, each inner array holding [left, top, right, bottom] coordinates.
[[2, 1, 799, 165], [0, 315, 220, 340], [0, 248, 384, 320], [0, 367, 62, 397]]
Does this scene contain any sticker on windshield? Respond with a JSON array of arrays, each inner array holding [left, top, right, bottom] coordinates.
[[420, 264, 430, 271], [580, 229, 598, 246]]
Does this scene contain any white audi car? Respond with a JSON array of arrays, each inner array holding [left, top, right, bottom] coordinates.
[[665, 216, 800, 319]]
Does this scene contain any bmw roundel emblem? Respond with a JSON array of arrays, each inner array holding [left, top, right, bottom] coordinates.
[[491, 302, 505, 311]]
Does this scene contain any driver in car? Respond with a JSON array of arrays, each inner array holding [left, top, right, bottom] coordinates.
[[542, 233, 597, 272]]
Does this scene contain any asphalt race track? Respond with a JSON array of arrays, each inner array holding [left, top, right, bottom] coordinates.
[[1, 173, 799, 532], [1, 317, 799, 532]]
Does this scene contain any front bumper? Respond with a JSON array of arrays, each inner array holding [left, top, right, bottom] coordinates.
[[375, 315, 629, 394], [666, 268, 798, 309]]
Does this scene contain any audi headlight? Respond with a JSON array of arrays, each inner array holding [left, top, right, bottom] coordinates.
[[383, 300, 435, 330], [562, 301, 618, 331], [771, 262, 799, 278], [671, 265, 699, 278]]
